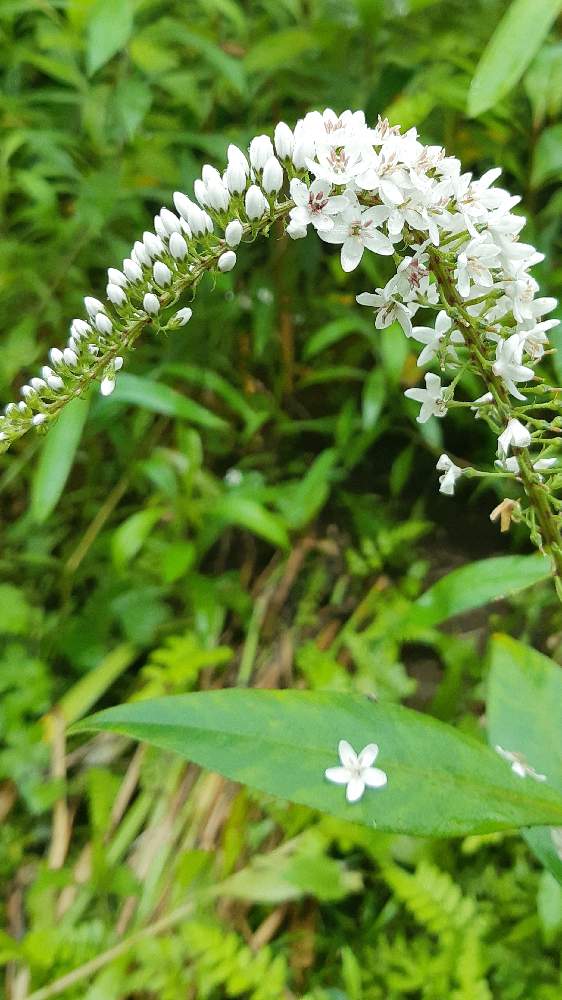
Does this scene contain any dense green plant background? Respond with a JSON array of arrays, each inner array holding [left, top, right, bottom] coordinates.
[[2, 1, 562, 997]]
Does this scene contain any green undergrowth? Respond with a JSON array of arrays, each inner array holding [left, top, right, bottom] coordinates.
[[2, 0, 562, 997]]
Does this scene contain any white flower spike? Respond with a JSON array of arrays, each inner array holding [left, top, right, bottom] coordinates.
[[325, 740, 387, 803]]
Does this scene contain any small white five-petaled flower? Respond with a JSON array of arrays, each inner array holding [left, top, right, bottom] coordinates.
[[495, 745, 547, 782], [325, 740, 387, 803]]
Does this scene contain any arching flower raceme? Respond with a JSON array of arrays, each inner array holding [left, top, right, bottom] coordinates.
[[2, 107, 562, 592]]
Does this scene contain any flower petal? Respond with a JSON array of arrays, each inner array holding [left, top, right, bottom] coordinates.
[[325, 766, 352, 785], [346, 777, 365, 803], [338, 739, 357, 769], [362, 767, 388, 789], [357, 743, 379, 768], [341, 237, 363, 272]]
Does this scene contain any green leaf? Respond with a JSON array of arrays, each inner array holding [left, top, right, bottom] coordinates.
[[362, 368, 386, 430], [467, 0, 562, 117], [112, 507, 165, 570], [103, 373, 228, 431], [30, 396, 90, 524], [531, 124, 562, 188], [244, 28, 319, 73], [304, 317, 373, 360], [207, 495, 290, 550], [410, 554, 552, 627], [86, 0, 134, 76], [74, 690, 562, 837], [488, 634, 562, 883]]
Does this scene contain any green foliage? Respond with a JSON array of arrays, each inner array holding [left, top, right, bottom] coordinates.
[[2, 0, 562, 997]]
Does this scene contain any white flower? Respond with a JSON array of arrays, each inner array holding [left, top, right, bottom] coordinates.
[[306, 143, 365, 186], [142, 231, 165, 259], [320, 204, 393, 271], [95, 313, 113, 335], [286, 219, 308, 240], [218, 250, 237, 272], [496, 455, 556, 474], [245, 185, 268, 220], [492, 334, 534, 400], [356, 285, 415, 336], [107, 267, 127, 288], [205, 177, 231, 212], [225, 220, 243, 247], [100, 376, 116, 396], [436, 454, 463, 495], [404, 372, 448, 423], [160, 208, 181, 234], [123, 258, 143, 282], [262, 156, 284, 194], [325, 740, 387, 803], [495, 746, 547, 782], [411, 310, 462, 366], [497, 417, 531, 456], [454, 237, 500, 298], [132, 241, 151, 267], [84, 296, 104, 317], [289, 178, 348, 233]]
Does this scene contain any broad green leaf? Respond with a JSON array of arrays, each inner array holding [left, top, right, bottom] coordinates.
[[488, 634, 562, 883], [207, 494, 290, 550], [531, 124, 562, 188], [245, 28, 319, 73], [30, 396, 90, 524], [86, 0, 134, 77], [103, 373, 228, 431], [468, 0, 562, 117], [75, 690, 562, 837], [304, 317, 373, 360], [410, 554, 552, 627], [362, 368, 386, 430], [112, 507, 165, 570]]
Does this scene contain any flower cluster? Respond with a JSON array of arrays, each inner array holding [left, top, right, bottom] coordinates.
[[2, 108, 562, 586]]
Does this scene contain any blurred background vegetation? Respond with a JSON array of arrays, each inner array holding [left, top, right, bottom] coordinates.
[[1, 0, 562, 997]]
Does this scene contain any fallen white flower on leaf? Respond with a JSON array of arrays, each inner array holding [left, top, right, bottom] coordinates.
[[325, 739, 387, 803]]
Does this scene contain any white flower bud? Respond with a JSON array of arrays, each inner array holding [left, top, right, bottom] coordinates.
[[262, 156, 283, 194], [218, 251, 237, 272], [245, 185, 268, 220], [153, 261, 172, 286], [249, 135, 274, 171], [274, 121, 294, 159], [143, 293, 160, 315], [42, 366, 64, 390], [225, 220, 243, 247], [173, 191, 195, 223], [107, 283, 127, 306], [30, 378, 46, 391], [20, 384, 33, 398], [50, 348, 64, 367], [224, 160, 247, 195], [114, 356, 124, 371], [32, 413, 47, 426], [169, 232, 188, 259], [108, 267, 127, 288], [143, 231, 164, 258], [194, 179, 209, 207], [160, 208, 182, 234], [67, 337, 79, 352], [227, 144, 249, 174], [202, 164, 222, 186], [95, 312, 113, 334], [154, 215, 168, 239], [100, 377, 115, 397], [123, 258, 143, 282], [64, 348, 78, 366], [71, 319, 91, 338], [84, 296, 103, 317], [132, 241, 151, 267], [88, 344, 100, 355], [206, 178, 230, 212], [172, 307, 193, 327], [180, 217, 192, 238], [18, 401, 28, 413]]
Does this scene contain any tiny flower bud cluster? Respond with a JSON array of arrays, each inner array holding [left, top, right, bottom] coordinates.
[[2, 108, 561, 588]]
